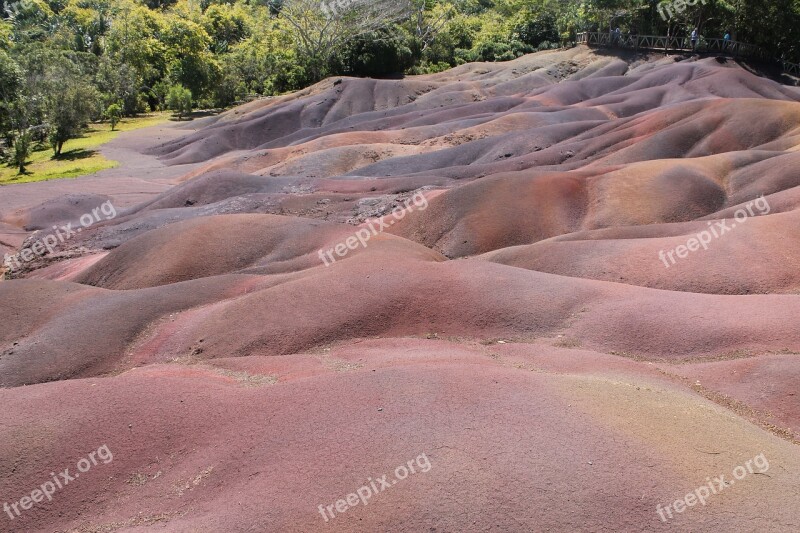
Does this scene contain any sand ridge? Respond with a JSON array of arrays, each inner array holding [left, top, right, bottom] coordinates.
[[1, 46, 799, 531]]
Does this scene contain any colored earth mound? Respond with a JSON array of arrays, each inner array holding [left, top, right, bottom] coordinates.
[[1, 47, 799, 532]]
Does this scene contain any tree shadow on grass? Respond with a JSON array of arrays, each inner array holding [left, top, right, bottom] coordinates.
[[1, 161, 33, 178], [168, 109, 225, 122], [52, 148, 97, 161], [6, 169, 33, 180]]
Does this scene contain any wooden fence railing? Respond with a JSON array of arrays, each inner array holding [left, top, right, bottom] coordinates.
[[576, 32, 799, 76]]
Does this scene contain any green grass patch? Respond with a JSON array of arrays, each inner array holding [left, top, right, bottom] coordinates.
[[0, 113, 170, 185]]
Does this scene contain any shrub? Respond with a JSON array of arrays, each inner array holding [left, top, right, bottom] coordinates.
[[13, 132, 31, 174], [472, 38, 533, 62], [166, 85, 193, 119], [106, 103, 122, 131]]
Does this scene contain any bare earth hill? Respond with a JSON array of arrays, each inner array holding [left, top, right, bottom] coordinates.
[[1, 46, 799, 532]]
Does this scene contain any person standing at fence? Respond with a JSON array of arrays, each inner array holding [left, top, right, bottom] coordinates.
[[723, 31, 731, 52], [691, 28, 698, 51]]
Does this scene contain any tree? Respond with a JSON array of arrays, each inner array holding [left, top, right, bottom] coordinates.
[[166, 84, 192, 119], [410, 0, 456, 53], [162, 17, 217, 97], [106, 1, 168, 88], [511, 10, 559, 48], [271, 0, 414, 80], [0, 50, 22, 145], [338, 26, 415, 77], [96, 59, 144, 116], [217, 18, 310, 99], [106, 103, 122, 131], [4, 0, 55, 45], [0, 20, 13, 50], [48, 80, 100, 156], [581, 0, 649, 33], [12, 132, 31, 174], [202, 3, 251, 54], [411, 7, 479, 67]]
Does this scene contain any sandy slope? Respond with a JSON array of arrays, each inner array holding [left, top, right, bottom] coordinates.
[[1, 46, 799, 532]]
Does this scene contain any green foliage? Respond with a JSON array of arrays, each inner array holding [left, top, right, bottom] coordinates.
[[104, 2, 167, 87], [0, 113, 167, 184], [150, 79, 171, 111], [0, 20, 13, 49], [12, 131, 31, 174], [96, 59, 143, 116], [512, 10, 559, 48], [106, 103, 122, 131], [471, 37, 534, 62], [166, 84, 192, 119], [48, 79, 101, 156], [202, 3, 250, 53], [13, 132, 32, 174], [0, 49, 22, 143], [338, 27, 416, 77], [220, 18, 310, 96]]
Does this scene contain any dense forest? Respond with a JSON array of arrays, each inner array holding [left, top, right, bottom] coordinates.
[[1, 0, 799, 169]]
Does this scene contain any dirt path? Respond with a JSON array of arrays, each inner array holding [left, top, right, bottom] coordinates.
[[0, 121, 200, 256]]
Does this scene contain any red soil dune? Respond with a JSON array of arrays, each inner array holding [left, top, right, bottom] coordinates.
[[1, 46, 799, 531]]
